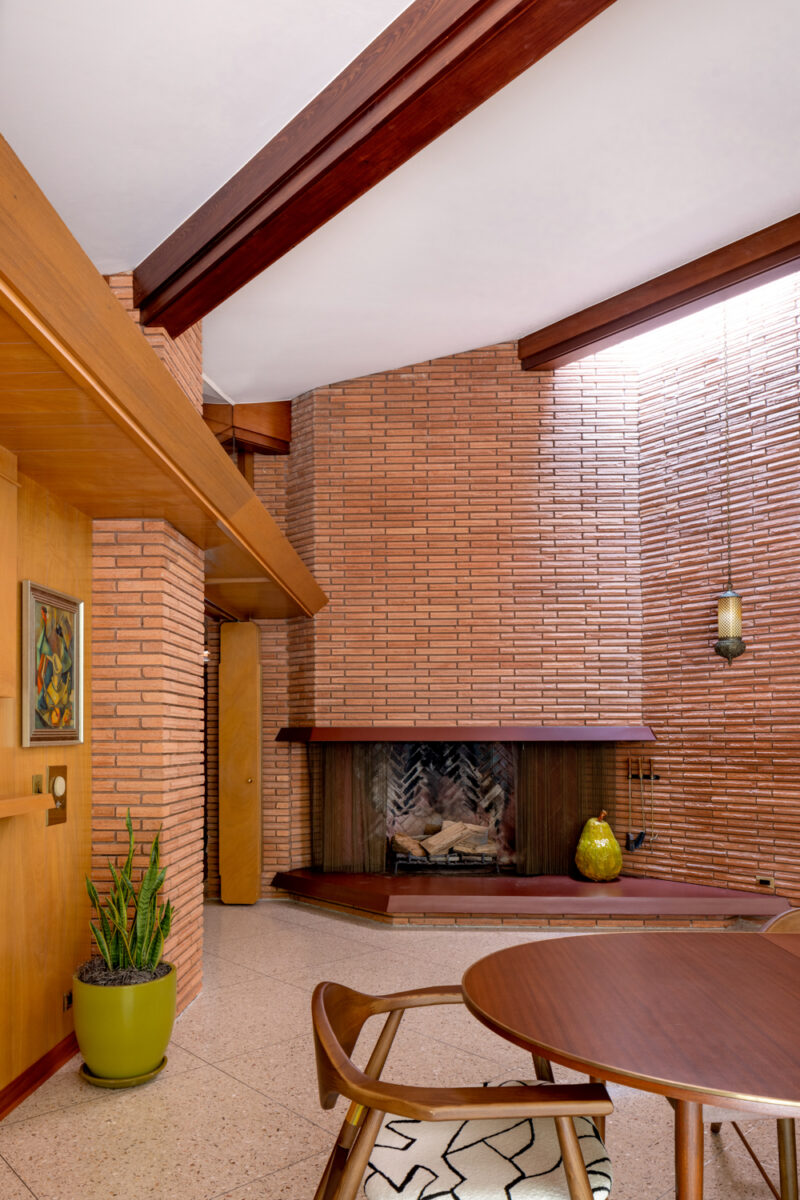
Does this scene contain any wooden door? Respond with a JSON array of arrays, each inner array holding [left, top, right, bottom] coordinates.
[[219, 621, 262, 903]]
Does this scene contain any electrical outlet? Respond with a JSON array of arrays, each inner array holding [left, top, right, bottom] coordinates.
[[62, 991, 72, 1012], [756, 875, 775, 889]]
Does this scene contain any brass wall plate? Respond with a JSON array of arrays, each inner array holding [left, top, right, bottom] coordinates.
[[46, 764, 67, 826]]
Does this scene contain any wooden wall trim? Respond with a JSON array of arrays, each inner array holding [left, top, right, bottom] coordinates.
[[0, 1033, 78, 1120], [133, 0, 618, 334], [518, 211, 800, 370], [0, 135, 327, 619]]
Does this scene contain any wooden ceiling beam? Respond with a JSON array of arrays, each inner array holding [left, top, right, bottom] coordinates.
[[203, 400, 291, 455], [133, 0, 618, 335], [518, 211, 800, 370]]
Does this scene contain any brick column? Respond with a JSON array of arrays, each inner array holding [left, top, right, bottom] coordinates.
[[92, 519, 205, 1009], [105, 273, 203, 414]]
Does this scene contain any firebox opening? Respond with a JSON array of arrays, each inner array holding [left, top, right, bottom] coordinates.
[[308, 738, 616, 876]]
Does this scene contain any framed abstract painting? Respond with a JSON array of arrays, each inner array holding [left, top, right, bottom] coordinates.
[[22, 581, 84, 746]]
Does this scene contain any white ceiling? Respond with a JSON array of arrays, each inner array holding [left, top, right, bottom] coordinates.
[[2, 0, 800, 403]]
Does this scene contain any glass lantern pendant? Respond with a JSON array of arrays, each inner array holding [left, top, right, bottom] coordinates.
[[714, 585, 745, 663]]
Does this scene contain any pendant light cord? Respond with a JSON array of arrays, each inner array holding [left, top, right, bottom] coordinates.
[[722, 309, 733, 590]]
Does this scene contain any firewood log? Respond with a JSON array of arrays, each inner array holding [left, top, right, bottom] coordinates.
[[452, 839, 499, 857], [391, 833, 426, 858], [420, 822, 471, 856]]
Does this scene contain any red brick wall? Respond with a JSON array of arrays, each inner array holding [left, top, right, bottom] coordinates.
[[611, 275, 800, 904], [105, 273, 203, 413], [91, 519, 205, 1008], [291, 341, 643, 724]]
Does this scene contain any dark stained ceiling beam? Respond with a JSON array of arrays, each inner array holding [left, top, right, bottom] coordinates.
[[133, 0, 618, 335], [203, 400, 291, 454], [518, 212, 800, 370]]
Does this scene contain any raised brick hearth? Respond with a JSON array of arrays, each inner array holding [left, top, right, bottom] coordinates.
[[270, 870, 787, 927]]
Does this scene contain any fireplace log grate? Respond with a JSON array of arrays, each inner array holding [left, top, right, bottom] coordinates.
[[391, 849, 501, 875]]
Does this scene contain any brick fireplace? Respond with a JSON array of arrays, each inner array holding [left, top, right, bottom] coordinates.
[[204, 275, 800, 915], [279, 724, 652, 876]]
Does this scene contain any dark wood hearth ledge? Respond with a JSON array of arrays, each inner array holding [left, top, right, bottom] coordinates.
[[271, 870, 786, 922], [276, 725, 655, 742]]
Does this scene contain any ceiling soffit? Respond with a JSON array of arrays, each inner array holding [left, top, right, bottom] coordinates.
[[0, 135, 327, 621]]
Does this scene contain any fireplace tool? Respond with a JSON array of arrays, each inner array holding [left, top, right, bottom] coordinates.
[[626, 756, 645, 851], [649, 758, 658, 845]]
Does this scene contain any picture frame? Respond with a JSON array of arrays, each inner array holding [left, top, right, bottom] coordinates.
[[21, 581, 84, 746]]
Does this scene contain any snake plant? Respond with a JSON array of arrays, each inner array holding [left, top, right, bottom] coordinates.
[[85, 809, 173, 974]]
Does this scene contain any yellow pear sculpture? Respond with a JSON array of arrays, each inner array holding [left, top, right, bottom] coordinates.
[[575, 810, 622, 882]]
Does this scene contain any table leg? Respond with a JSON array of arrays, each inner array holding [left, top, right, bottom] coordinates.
[[777, 1117, 798, 1200], [674, 1100, 703, 1199], [589, 1076, 606, 1142]]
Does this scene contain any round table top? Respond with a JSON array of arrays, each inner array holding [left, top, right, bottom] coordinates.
[[462, 931, 800, 1112]]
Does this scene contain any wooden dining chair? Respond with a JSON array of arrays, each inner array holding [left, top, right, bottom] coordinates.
[[312, 980, 614, 1200], [704, 908, 799, 1200]]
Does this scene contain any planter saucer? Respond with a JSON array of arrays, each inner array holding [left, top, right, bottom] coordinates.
[[79, 1056, 167, 1089]]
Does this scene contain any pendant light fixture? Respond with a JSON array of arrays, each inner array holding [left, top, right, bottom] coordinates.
[[713, 310, 745, 665]]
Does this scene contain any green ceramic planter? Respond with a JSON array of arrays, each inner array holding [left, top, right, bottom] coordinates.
[[73, 963, 177, 1082]]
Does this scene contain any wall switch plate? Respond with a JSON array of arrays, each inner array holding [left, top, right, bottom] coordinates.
[[46, 764, 67, 826], [756, 875, 775, 889], [62, 991, 72, 1012]]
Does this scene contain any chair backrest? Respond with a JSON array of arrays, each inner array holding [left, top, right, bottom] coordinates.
[[762, 907, 800, 933], [311, 980, 613, 1123], [312, 981, 390, 1109], [312, 982, 463, 1112]]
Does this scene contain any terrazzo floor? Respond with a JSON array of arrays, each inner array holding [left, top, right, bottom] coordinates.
[[0, 900, 791, 1199]]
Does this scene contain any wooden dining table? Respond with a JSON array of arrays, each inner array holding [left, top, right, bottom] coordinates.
[[462, 931, 800, 1199]]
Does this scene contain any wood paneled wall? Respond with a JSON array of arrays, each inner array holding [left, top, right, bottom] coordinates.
[[0, 474, 92, 1094]]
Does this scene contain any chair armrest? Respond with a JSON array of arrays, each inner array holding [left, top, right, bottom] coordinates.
[[368, 984, 463, 1013], [350, 1079, 613, 1123]]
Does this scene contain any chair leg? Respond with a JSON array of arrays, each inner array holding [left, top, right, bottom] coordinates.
[[315, 1010, 404, 1200], [334, 1107, 385, 1200], [710, 1122, 722, 1134], [533, 1055, 607, 1144], [314, 1114, 361, 1200], [554, 1114, 594, 1200], [531, 1053, 555, 1082], [729, 1122, 781, 1200], [777, 1118, 798, 1200]]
